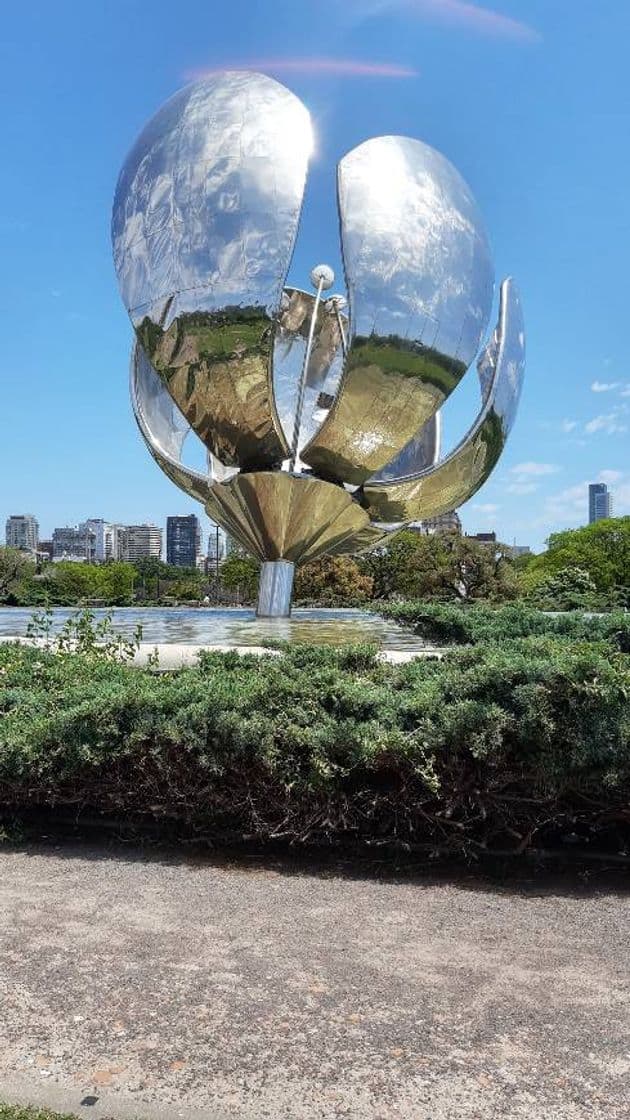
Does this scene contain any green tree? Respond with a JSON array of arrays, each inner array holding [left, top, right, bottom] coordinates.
[[219, 554, 260, 602], [0, 548, 35, 603], [34, 561, 136, 606], [97, 562, 136, 605], [133, 557, 179, 581], [43, 561, 99, 605], [359, 530, 517, 602], [132, 557, 194, 602], [522, 517, 630, 593], [442, 535, 519, 601], [528, 566, 598, 609], [294, 556, 374, 605], [169, 574, 206, 602], [525, 566, 627, 611]]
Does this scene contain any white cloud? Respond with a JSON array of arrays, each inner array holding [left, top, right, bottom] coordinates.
[[543, 473, 630, 525], [560, 419, 578, 433], [585, 412, 627, 435], [614, 481, 630, 515], [509, 462, 560, 478], [591, 380, 619, 392], [506, 482, 538, 495], [472, 503, 499, 515], [544, 482, 589, 523], [621, 387, 630, 398]]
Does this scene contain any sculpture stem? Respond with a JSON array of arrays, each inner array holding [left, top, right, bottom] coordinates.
[[256, 560, 295, 618]]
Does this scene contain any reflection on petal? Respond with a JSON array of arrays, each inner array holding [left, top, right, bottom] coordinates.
[[303, 135, 494, 485], [272, 288, 347, 456], [368, 412, 441, 483], [362, 279, 524, 522], [113, 72, 313, 469], [131, 342, 213, 505], [204, 472, 369, 564]]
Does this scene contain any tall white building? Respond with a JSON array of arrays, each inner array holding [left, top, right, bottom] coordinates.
[[5, 514, 39, 553], [120, 524, 163, 562], [207, 520, 228, 561], [83, 520, 124, 562]]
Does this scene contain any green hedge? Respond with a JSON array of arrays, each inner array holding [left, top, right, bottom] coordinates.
[[1, 637, 628, 857], [381, 600, 630, 651], [0, 1106, 76, 1120]]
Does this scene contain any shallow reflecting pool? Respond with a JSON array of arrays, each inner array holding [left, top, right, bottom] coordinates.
[[0, 607, 428, 652]]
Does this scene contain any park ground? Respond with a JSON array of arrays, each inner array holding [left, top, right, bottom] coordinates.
[[0, 844, 629, 1120]]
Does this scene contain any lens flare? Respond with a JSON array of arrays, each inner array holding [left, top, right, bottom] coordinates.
[[185, 58, 418, 80]]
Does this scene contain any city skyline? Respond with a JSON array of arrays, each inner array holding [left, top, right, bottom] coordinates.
[[5, 474, 620, 561], [1, 2, 628, 551], [4, 509, 231, 565]]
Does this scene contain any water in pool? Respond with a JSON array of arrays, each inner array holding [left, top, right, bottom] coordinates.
[[0, 607, 427, 652]]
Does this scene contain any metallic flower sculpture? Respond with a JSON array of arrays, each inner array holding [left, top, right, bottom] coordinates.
[[112, 71, 524, 616]]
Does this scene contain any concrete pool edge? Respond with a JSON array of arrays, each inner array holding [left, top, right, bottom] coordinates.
[[0, 635, 444, 667]]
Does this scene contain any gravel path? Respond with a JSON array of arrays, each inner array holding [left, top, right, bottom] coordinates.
[[0, 846, 628, 1119]]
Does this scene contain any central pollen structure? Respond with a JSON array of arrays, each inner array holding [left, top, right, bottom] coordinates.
[[112, 71, 525, 616]]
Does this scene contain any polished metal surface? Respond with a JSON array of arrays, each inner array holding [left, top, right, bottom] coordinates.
[[273, 288, 346, 456], [113, 71, 312, 470], [363, 279, 525, 522], [131, 342, 212, 504], [115, 72, 524, 619], [289, 266, 336, 468], [257, 560, 295, 617], [370, 412, 441, 483], [132, 287, 347, 497], [204, 472, 370, 565], [303, 135, 494, 485]]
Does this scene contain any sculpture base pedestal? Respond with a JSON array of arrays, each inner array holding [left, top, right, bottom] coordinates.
[[256, 560, 295, 618]]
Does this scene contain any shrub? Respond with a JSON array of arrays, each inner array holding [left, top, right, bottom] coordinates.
[[26, 607, 144, 662], [0, 637, 628, 858], [523, 566, 628, 612], [381, 600, 630, 652]]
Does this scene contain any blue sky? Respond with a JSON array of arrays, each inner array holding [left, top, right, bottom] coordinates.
[[1, 0, 628, 552]]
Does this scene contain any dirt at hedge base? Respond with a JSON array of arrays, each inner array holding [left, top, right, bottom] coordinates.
[[0, 844, 629, 1120]]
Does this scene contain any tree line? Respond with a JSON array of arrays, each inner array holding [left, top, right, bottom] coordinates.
[[0, 516, 628, 610], [215, 517, 630, 611]]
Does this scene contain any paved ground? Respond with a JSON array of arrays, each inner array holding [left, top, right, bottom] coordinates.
[[0, 845, 628, 1119]]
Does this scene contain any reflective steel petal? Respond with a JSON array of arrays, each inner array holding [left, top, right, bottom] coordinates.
[[204, 472, 369, 564], [113, 72, 313, 470], [368, 412, 441, 483], [273, 287, 347, 456], [362, 279, 524, 521], [303, 135, 494, 485], [324, 522, 399, 555], [131, 343, 212, 504]]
